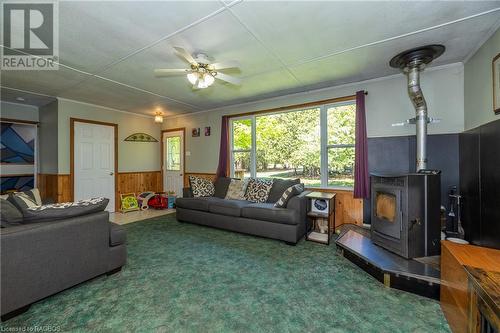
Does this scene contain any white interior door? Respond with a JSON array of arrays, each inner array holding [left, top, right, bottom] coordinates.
[[74, 122, 115, 212], [163, 130, 184, 197]]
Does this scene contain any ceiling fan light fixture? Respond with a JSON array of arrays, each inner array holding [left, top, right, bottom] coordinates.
[[187, 72, 199, 85], [197, 77, 208, 89], [156, 46, 240, 89], [204, 73, 215, 86]]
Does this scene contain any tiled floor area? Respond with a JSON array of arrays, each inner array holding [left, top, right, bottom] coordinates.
[[109, 209, 175, 225]]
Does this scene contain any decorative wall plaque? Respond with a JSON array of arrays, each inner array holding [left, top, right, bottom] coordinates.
[[124, 133, 158, 142]]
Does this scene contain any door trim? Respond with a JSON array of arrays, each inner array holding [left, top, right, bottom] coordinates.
[[70, 118, 119, 211], [161, 127, 186, 193]]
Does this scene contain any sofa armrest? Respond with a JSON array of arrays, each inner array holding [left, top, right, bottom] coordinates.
[[183, 187, 193, 198], [287, 191, 310, 219]]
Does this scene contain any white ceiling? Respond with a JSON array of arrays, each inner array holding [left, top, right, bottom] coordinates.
[[1, 1, 499, 116]]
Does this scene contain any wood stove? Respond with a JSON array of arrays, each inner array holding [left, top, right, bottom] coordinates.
[[371, 173, 441, 258]]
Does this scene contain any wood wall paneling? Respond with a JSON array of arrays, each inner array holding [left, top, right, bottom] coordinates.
[[38, 172, 163, 209], [184, 173, 217, 187], [306, 188, 364, 228], [117, 171, 163, 195], [38, 174, 71, 203]]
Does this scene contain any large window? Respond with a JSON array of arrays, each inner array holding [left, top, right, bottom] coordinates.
[[230, 100, 356, 188]]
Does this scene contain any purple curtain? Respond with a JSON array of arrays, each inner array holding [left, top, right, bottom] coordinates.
[[353, 90, 370, 199], [216, 116, 229, 178]]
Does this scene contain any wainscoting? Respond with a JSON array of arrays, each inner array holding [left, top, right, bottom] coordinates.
[[117, 171, 163, 211], [39, 171, 163, 211], [38, 174, 71, 203], [184, 172, 363, 228], [318, 189, 364, 227], [184, 173, 217, 187], [117, 171, 163, 194]]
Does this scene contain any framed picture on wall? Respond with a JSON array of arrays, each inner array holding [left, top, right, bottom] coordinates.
[[204, 126, 211, 136], [493, 53, 500, 115], [192, 128, 200, 137]]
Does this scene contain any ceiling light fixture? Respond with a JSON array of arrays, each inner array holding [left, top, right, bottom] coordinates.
[[187, 72, 199, 85], [154, 112, 164, 123], [188, 68, 216, 89], [154, 48, 241, 89]]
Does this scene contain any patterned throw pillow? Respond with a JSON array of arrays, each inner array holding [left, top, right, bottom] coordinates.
[[274, 184, 305, 208], [225, 179, 248, 200], [10, 189, 43, 209], [189, 176, 215, 197], [245, 178, 274, 203]]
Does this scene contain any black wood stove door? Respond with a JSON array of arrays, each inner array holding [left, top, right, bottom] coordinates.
[[371, 187, 402, 240]]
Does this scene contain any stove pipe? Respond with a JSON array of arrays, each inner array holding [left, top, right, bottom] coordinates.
[[390, 45, 445, 171]]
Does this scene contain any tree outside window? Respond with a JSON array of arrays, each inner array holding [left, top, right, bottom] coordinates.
[[230, 101, 356, 188]]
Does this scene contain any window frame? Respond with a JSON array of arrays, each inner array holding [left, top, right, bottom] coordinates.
[[229, 115, 256, 178], [229, 99, 356, 190]]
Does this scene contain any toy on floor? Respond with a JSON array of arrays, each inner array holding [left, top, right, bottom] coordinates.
[[166, 191, 176, 209], [120, 193, 140, 213], [147, 193, 168, 210], [137, 191, 156, 210]]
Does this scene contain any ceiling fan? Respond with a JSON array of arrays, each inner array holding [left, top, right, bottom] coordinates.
[[154, 47, 241, 89]]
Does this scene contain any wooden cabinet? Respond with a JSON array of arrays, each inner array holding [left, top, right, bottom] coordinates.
[[440, 241, 500, 333]]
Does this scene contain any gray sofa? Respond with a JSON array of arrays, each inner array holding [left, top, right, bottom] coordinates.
[[176, 178, 310, 244], [0, 211, 126, 320]]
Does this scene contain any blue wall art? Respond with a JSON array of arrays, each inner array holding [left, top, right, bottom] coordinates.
[[1, 122, 37, 193]]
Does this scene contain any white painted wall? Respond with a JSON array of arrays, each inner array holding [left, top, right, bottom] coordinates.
[[164, 64, 465, 173], [0, 101, 39, 122], [464, 28, 500, 130], [57, 98, 161, 174]]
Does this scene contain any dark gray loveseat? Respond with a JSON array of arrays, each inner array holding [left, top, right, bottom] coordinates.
[[176, 178, 310, 244], [0, 211, 126, 320]]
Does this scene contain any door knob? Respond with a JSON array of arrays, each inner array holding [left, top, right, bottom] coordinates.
[[109, 172, 114, 176]]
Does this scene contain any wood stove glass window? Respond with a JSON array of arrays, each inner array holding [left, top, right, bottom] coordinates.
[[375, 192, 397, 223]]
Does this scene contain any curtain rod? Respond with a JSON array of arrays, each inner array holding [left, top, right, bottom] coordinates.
[[226, 91, 367, 119]]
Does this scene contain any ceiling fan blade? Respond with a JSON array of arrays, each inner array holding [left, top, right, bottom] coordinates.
[[154, 68, 188, 77], [173, 46, 197, 65], [215, 72, 241, 85], [210, 60, 240, 70]]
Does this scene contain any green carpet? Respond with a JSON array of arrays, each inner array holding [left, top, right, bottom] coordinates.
[[1, 214, 450, 332]]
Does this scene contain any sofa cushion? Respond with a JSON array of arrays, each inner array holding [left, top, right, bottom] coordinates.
[[225, 179, 248, 200], [274, 183, 305, 208], [0, 198, 23, 227], [109, 222, 126, 246], [18, 197, 109, 223], [241, 203, 300, 225], [189, 176, 215, 197], [267, 178, 300, 203], [175, 197, 213, 212], [213, 177, 232, 199], [245, 178, 274, 203], [208, 199, 251, 217]]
